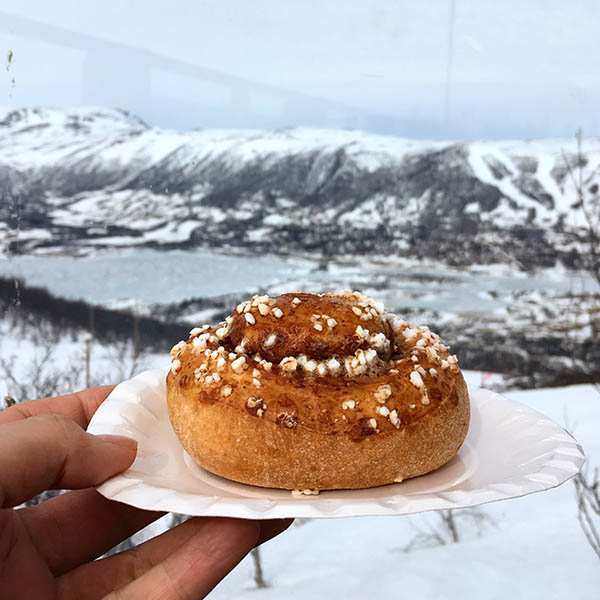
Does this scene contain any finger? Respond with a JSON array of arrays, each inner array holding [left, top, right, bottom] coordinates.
[[18, 489, 163, 575], [0, 414, 136, 508], [108, 518, 259, 600], [0, 385, 115, 428], [58, 518, 215, 598], [58, 517, 260, 600], [256, 518, 294, 546]]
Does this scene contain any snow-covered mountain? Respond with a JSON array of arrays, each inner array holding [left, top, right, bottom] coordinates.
[[1, 106, 599, 266]]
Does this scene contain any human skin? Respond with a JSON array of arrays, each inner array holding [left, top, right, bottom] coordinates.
[[0, 386, 292, 599]]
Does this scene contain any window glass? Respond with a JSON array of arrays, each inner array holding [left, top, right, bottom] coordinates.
[[1, 2, 598, 596]]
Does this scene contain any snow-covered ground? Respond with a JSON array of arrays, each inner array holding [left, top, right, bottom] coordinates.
[[85, 369, 600, 598], [0, 315, 168, 400], [1, 309, 598, 598], [206, 374, 600, 599]]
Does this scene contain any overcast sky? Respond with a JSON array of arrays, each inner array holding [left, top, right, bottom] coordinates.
[[1, 1, 598, 140]]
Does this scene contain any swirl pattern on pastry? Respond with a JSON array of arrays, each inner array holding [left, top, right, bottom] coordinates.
[[166, 291, 469, 491]]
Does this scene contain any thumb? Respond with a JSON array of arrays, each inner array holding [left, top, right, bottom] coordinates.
[[0, 414, 137, 508]]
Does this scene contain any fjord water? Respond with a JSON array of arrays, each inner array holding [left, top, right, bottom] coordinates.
[[0, 249, 313, 305], [1, 249, 596, 315]]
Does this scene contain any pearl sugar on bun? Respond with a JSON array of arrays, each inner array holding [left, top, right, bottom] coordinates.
[[166, 291, 470, 491]]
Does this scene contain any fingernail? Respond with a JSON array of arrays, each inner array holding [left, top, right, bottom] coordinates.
[[97, 434, 138, 451]]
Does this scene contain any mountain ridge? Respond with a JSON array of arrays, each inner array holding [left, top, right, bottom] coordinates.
[[1, 106, 598, 268]]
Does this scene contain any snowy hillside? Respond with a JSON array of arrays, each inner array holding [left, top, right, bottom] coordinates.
[[210, 378, 600, 599], [1, 107, 599, 267], [1, 300, 598, 599]]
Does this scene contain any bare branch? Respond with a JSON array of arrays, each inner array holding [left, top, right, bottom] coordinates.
[[251, 548, 268, 589], [401, 507, 496, 552], [574, 469, 600, 560]]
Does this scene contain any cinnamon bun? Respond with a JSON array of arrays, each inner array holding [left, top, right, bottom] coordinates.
[[166, 291, 469, 490]]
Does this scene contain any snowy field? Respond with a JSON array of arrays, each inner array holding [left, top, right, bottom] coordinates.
[[0, 315, 168, 400], [208, 374, 600, 599], [0, 289, 598, 598]]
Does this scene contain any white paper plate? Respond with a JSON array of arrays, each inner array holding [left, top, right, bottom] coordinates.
[[87, 369, 585, 519]]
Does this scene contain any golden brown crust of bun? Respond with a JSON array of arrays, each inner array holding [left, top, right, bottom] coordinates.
[[228, 292, 392, 363], [166, 291, 470, 490]]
